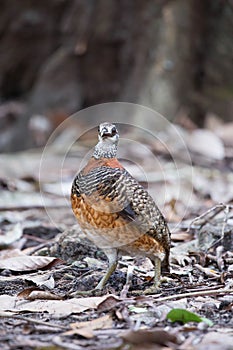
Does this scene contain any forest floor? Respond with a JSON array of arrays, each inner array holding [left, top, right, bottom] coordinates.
[[0, 123, 233, 350]]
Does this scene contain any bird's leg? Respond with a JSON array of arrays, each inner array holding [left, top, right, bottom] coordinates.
[[142, 257, 161, 295], [95, 248, 118, 290], [152, 256, 161, 289], [69, 248, 118, 297], [131, 257, 162, 295]]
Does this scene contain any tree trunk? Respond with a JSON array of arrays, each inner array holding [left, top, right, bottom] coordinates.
[[0, 0, 232, 150]]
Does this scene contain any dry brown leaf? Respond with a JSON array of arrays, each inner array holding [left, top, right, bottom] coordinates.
[[1, 294, 118, 318], [0, 255, 62, 271], [97, 294, 120, 312], [0, 248, 25, 259], [17, 287, 62, 301], [0, 270, 54, 286], [25, 274, 55, 289], [71, 314, 113, 330], [64, 314, 113, 337]]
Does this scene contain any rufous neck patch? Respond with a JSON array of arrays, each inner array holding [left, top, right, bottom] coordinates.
[[82, 157, 123, 175]]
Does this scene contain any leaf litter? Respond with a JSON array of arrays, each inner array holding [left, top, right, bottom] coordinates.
[[0, 123, 233, 350], [0, 255, 62, 271]]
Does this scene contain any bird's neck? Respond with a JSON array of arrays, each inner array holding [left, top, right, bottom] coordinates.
[[93, 141, 117, 159]]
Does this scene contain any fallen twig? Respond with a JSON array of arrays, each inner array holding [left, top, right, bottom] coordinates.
[[154, 286, 233, 302], [188, 203, 228, 231], [0, 313, 68, 330], [194, 263, 220, 278], [120, 265, 134, 298]]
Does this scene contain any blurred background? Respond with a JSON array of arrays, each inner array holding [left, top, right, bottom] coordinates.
[[0, 0, 232, 152]]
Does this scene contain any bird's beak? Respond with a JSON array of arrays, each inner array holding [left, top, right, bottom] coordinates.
[[100, 128, 112, 138]]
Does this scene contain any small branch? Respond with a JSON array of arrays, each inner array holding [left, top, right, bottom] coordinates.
[[194, 263, 220, 278], [120, 265, 135, 298], [154, 287, 233, 302], [0, 313, 68, 330], [188, 203, 227, 231], [185, 284, 224, 293]]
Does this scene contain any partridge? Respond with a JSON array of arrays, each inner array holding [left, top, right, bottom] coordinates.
[[71, 122, 170, 292]]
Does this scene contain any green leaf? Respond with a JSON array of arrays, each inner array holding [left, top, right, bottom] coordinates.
[[166, 308, 213, 326]]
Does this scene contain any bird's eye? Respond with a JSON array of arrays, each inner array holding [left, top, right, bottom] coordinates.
[[111, 126, 117, 135], [98, 126, 100, 133]]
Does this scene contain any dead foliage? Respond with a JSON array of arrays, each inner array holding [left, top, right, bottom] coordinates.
[[0, 120, 233, 350]]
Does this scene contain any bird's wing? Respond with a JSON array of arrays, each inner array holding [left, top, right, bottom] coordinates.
[[73, 165, 168, 233]]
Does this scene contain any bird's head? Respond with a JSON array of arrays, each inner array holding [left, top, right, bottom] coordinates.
[[98, 122, 119, 144], [98, 122, 119, 143], [93, 122, 119, 159]]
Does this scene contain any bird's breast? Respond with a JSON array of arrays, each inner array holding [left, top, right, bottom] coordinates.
[[71, 192, 166, 259]]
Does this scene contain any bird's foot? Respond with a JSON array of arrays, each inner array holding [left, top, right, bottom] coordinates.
[[143, 285, 161, 295], [130, 271, 173, 295], [160, 275, 172, 283], [131, 281, 161, 295], [131, 286, 161, 296]]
